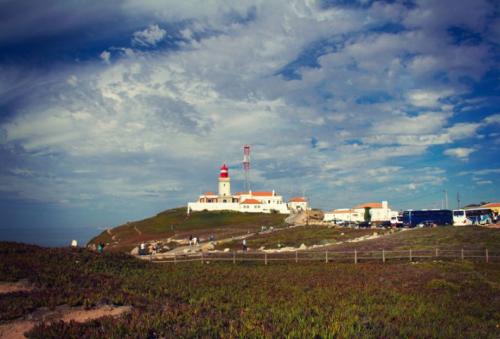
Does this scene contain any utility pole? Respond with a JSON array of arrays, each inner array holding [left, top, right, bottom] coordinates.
[[457, 192, 460, 209], [443, 190, 448, 209]]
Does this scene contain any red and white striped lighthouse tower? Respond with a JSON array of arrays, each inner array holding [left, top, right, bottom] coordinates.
[[218, 164, 231, 196]]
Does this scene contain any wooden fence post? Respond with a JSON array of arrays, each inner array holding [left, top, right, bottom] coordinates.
[[354, 249, 357, 264], [382, 249, 385, 263], [325, 251, 328, 264], [265, 252, 268, 265], [295, 251, 298, 263], [486, 249, 489, 263], [461, 248, 464, 261], [409, 249, 412, 262], [233, 251, 236, 264]]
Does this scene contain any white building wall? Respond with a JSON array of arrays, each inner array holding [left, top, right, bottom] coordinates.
[[187, 202, 240, 213], [288, 201, 308, 212], [187, 201, 289, 214]]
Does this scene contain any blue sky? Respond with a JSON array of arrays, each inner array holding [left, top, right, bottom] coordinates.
[[0, 0, 499, 246]]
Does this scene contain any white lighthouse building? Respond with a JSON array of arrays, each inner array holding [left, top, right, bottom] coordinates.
[[187, 164, 290, 214], [218, 164, 231, 197]]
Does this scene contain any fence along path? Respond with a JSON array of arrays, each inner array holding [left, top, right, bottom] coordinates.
[[144, 248, 499, 264]]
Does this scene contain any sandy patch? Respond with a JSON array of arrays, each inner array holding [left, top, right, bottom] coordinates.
[[0, 280, 32, 294], [60, 305, 131, 323], [0, 320, 35, 339], [0, 305, 131, 339]]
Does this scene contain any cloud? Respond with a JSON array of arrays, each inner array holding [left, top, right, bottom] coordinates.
[[484, 113, 500, 125], [444, 147, 475, 160], [131, 24, 166, 47], [0, 0, 499, 214], [100, 51, 111, 63], [407, 89, 454, 108], [475, 180, 493, 185]]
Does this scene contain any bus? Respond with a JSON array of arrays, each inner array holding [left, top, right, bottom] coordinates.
[[452, 208, 493, 226], [402, 209, 453, 228]]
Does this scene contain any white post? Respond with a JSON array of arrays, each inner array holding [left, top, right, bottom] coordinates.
[[409, 249, 412, 262], [382, 249, 385, 263], [325, 251, 328, 263], [295, 251, 298, 263], [233, 251, 236, 264], [265, 252, 268, 265], [354, 249, 357, 264]]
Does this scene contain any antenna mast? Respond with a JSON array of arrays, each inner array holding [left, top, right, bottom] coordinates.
[[243, 145, 251, 192]]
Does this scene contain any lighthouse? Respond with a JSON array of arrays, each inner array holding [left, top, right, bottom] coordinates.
[[218, 164, 231, 197]]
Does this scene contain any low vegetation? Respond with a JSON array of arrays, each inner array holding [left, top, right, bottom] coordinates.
[[215, 226, 391, 250], [327, 226, 500, 252], [88, 208, 287, 251], [1, 233, 500, 338]]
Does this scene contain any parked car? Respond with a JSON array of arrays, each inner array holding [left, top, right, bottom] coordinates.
[[379, 220, 391, 228], [390, 216, 403, 227], [358, 221, 371, 228]]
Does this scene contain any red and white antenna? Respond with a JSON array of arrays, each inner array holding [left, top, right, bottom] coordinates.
[[243, 145, 251, 192]]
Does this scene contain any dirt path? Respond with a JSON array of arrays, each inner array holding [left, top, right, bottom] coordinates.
[[0, 305, 131, 339], [0, 281, 32, 294]]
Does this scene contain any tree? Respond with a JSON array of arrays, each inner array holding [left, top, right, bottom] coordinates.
[[364, 207, 372, 223]]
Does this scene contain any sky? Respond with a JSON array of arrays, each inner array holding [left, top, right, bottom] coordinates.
[[0, 0, 499, 246]]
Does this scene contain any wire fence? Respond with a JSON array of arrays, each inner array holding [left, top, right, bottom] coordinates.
[[142, 248, 500, 265]]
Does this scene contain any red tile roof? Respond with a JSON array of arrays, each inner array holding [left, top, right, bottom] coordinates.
[[331, 209, 354, 214], [234, 191, 274, 197], [354, 202, 383, 209], [241, 199, 261, 204], [289, 197, 306, 202], [252, 191, 274, 196], [203, 192, 216, 196], [482, 202, 500, 208]]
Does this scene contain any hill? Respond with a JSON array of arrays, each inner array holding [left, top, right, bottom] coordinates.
[[1, 241, 499, 337], [88, 208, 287, 251]]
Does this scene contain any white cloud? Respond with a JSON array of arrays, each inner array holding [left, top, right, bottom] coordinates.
[[132, 24, 166, 47], [100, 50, 111, 63], [407, 89, 454, 108], [484, 113, 500, 125], [0, 0, 498, 211], [444, 147, 475, 160], [475, 180, 493, 185]]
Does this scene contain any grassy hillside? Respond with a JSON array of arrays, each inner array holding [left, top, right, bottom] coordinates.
[[215, 226, 391, 250], [88, 208, 287, 251], [1, 242, 499, 338], [326, 226, 500, 252]]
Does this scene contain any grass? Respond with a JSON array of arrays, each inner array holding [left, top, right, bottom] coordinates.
[[1, 241, 499, 338], [327, 226, 500, 252], [88, 208, 287, 251], [215, 225, 391, 250]]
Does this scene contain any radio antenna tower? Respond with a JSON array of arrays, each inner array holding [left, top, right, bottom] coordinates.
[[243, 145, 251, 192]]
